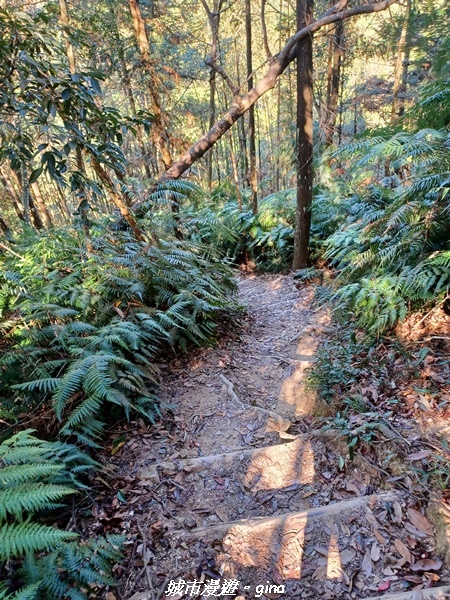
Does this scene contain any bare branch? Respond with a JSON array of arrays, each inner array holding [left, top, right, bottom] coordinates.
[[261, 0, 273, 61], [205, 56, 239, 94], [130, 0, 399, 201]]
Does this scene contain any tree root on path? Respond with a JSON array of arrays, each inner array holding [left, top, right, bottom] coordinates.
[[219, 373, 291, 432]]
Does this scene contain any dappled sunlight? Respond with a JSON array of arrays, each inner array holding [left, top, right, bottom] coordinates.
[[277, 360, 317, 415], [326, 531, 344, 580], [269, 278, 284, 292], [242, 437, 315, 492]]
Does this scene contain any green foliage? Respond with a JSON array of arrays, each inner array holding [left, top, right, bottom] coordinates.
[[0, 430, 122, 600], [0, 224, 237, 445], [0, 7, 153, 220], [315, 128, 450, 333], [173, 186, 296, 271]]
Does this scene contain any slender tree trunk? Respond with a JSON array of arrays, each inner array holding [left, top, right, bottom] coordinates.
[[229, 133, 242, 209], [324, 19, 344, 147], [293, 0, 314, 270], [128, 0, 398, 209], [391, 0, 411, 123], [91, 158, 145, 242], [234, 40, 248, 184], [128, 0, 173, 170], [30, 182, 53, 229], [245, 0, 258, 213], [59, 0, 76, 74], [0, 168, 25, 222], [115, 18, 152, 179], [207, 69, 216, 189]]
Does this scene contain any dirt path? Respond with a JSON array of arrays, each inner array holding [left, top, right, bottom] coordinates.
[[119, 274, 450, 600]]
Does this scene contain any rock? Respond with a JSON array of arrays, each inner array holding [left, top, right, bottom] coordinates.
[[183, 515, 197, 529]]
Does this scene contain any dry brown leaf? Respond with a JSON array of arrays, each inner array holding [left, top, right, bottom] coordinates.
[[407, 508, 433, 536], [404, 522, 429, 539], [410, 558, 442, 572], [373, 528, 388, 545], [371, 542, 381, 561], [361, 548, 373, 577], [312, 565, 327, 580], [394, 539, 412, 564], [341, 548, 356, 565], [407, 450, 432, 461], [393, 501, 403, 523], [429, 371, 445, 383]]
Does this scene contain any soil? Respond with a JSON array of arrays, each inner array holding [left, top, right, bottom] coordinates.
[[98, 274, 450, 600]]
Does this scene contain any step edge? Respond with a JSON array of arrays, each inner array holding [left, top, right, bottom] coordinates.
[[140, 428, 331, 478], [172, 490, 398, 537]]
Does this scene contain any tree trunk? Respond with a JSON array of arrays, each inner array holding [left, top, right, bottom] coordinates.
[[324, 19, 344, 147], [91, 158, 145, 242], [59, 0, 76, 74], [229, 133, 242, 209], [30, 182, 53, 229], [115, 19, 152, 179], [128, 0, 173, 170], [234, 39, 248, 184], [391, 0, 411, 123], [0, 168, 25, 222], [128, 0, 398, 213], [245, 0, 258, 214], [207, 69, 216, 190], [293, 0, 314, 270]]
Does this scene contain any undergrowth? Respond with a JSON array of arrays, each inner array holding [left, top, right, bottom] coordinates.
[[0, 214, 238, 597], [0, 430, 123, 599]]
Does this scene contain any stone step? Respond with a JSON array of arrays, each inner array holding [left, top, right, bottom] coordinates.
[[140, 433, 359, 527], [166, 492, 448, 599]]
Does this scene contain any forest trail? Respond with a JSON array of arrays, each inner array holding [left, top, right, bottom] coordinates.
[[124, 275, 450, 600]]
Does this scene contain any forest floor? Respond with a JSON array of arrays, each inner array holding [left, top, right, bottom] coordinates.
[[99, 274, 450, 600]]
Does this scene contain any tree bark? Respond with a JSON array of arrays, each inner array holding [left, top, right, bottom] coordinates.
[[59, 0, 76, 74], [0, 168, 25, 222], [91, 158, 145, 242], [144, 0, 398, 197], [293, 0, 314, 270], [391, 0, 411, 123], [245, 0, 258, 213], [324, 19, 344, 147], [128, 0, 173, 170], [30, 181, 53, 229]]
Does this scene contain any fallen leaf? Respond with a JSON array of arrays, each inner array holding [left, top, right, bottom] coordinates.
[[393, 501, 403, 523], [371, 542, 380, 562], [341, 548, 356, 565], [407, 450, 432, 461], [407, 508, 433, 536], [410, 559, 442, 572], [361, 548, 373, 577], [394, 539, 412, 564], [429, 371, 445, 383], [410, 592, 424, 600], [404, 575, 423, 584], [404, 522, 429, 539], [373, 528, 388, 545], [378, 581, 390, 592]]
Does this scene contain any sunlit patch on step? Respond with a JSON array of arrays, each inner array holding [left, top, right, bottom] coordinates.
[[242, 438, 315, 492], [278, 361, 317, 416]]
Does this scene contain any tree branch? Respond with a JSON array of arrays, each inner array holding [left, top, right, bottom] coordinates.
[[261, 0, 273, 61], [132, 0, 399, 205]]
